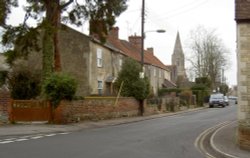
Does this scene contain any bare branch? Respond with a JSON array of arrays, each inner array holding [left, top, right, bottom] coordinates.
[[61, 0, 74, 9]]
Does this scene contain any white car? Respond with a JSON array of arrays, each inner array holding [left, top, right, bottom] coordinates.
[[228, 96, 238, 104], [224, 96, 229, 106], [209, 93, 226, 108]]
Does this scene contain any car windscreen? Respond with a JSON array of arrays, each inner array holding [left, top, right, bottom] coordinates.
[[210, 94, 224, 99]]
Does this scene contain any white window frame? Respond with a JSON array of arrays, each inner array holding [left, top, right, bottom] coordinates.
[[97, 49, 103, 67], [97, 80, 103, 89], [119, 59, 123, 70], [97, 80, 103, 95], [119, 59, 123, 67]]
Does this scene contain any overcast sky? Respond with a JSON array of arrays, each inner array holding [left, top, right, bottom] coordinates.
[[115, 0, 236, 86], [6, 0, 237, 86]]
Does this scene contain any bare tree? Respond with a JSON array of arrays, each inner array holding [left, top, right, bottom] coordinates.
[[187, 26, 229, 89]]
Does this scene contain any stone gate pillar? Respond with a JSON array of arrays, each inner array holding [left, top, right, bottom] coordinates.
[[235, 0, 250, 150]]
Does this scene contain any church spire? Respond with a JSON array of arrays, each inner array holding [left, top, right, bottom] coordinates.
[[171, 31, 186, 82], [173, 31, 184, 56]]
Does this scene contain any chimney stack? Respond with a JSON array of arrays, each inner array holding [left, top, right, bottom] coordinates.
[[128, 34, 142, 48], [147, 47, 154, 55], [108, 27, 119, 40]]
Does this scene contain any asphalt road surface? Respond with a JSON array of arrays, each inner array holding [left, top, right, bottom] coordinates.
[[0, 104, 237, 158]]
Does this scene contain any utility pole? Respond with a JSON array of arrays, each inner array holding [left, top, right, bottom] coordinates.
[[140, 0, 145, 76]]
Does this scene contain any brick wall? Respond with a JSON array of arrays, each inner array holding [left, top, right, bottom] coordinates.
[[0, 89, 11, 124], [7, 97, 162, 124], [54, 97, 142, 124]]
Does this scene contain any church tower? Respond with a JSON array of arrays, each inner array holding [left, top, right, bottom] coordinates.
[[171, 32, 186, 83]]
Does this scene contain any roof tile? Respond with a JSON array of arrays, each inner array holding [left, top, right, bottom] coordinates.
[[107, 37, 167, 70]]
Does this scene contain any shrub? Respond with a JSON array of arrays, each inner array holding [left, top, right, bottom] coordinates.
[[42, 73, 77, 108], [0, 71, 8, 87], [8, 69, 41, 99], [131, 78, 150, 100], [179, 90, 192, 107], [114, 58, 150, 100], [158, 88, 182, 97], [191, 84, 209, 107]]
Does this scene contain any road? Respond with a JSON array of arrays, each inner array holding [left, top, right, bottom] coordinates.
[[0, 105, 237, 158]]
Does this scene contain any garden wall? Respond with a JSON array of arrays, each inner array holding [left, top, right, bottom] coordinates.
[[0, 88, 11, 124], [54, 97, 143, 123], [6, 96, 194, 124]]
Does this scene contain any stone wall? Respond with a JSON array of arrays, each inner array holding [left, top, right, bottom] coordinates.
[[237, 23, 250, 150], [59, 27, 91, 96], [236, 0, 250, 150]]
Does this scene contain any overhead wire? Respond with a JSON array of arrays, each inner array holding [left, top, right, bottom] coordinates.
[[149, 0, 212, 21], [123, 0, 214, 38], [144, 0, 216, 35]]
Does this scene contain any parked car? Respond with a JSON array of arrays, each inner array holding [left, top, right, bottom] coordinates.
[[228, 96, 238, 104], [209, 93, 226, 108], [224, 96, 229, 106]]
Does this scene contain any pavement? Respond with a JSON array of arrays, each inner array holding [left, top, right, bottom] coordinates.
[[0, 107, 249, 158], [211, 121, 250, 158]]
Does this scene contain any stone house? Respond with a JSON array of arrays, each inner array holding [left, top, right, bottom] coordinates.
[[107, 28, 172, 95], [235, 0, 250, 150], [24, 26, 171, 97]]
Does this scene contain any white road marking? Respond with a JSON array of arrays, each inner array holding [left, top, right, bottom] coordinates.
[[0, 140, 14, 144], [3, 138, 16, 141], [30, 136, 44, 139], [0, 132, 70, 145], [15, 138, 29, 142], [45, 134, 56, 137], [210, 121, 239, 158], [58, 132, 69, 135]]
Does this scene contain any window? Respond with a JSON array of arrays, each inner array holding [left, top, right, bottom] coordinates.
[[98, 80, 103, 95], [159, 70, 162, 78], [154, 68, 157, 77], [119, 59, 123, 67], [119, 59, 123, 70], [176, 58, 180, 66], [97, 49, 103, 67]]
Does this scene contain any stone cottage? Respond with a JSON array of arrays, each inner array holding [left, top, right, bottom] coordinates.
[[24, 26, 172, 97]]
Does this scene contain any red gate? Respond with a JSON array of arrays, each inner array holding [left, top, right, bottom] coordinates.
[[9, 100, 51, 122]]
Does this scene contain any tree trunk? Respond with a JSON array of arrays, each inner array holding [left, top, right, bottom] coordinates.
[[43, 0, 61, 76], [42, 28, 54, 80], [53, 3, 61, 72], [139, 99, 144, 116]]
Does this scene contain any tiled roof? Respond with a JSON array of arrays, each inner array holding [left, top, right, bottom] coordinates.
[[166, 65, 176, 70], [235, 0, 250, 21], [162, 79, 177, 88], [107, 38, 168, 70]]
